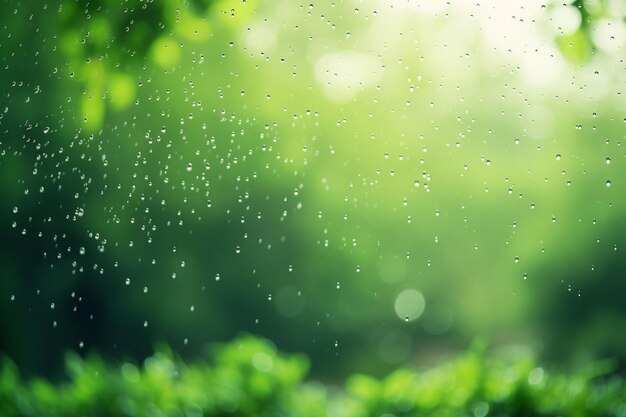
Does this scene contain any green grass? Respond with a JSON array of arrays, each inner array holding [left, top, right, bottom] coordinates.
[[1, 335, 625, 417]]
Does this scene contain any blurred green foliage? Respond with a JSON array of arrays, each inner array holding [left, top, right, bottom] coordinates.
[[1, 0, 626, 386], [553, 0, 615, 63], [55, 0, 623, 129], [56, 0, 226, 130], [1, 335, 626, 417]]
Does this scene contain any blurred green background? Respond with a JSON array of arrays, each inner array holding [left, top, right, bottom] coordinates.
[[0, 0, 625, 383]]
